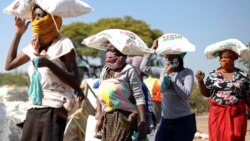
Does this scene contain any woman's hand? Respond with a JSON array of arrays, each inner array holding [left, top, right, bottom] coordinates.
[[165, 64, 173, 75], [195, 70, 205, 83], [14, 17, 30, 35], [32, 38, 41, 54], [75, 89, 85, 101], [95, 114, 104, 134], [128, 112, 137, 122], [138, 119, 147, 140], [151, 39, 159, 49], [36, 56, 50, 67]]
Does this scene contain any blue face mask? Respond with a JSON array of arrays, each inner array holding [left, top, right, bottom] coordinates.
[[165, 58, 179, 69]]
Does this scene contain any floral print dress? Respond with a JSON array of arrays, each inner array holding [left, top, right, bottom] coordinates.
[[205, 68, 250, 141], [206, 68, 250, 105]]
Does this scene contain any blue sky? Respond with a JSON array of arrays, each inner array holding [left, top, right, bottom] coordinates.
[[1, 0, 249, 76]]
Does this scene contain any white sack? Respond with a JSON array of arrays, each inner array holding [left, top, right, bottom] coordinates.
[[3, 0, 94, 19], [3, 0, 33, 19], [205, 39, 250, 59], [35, 0, 94, 18], [82, 29, 154, 55], [156, 33, 196, 55]]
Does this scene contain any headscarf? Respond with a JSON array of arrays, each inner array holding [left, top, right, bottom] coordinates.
[[31, 14, 62, 44], [179, 52, 186, 58], [105, 51, 127, 70]]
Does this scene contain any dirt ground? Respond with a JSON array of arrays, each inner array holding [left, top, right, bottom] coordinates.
[[147, 115, 250, 141], [194, 115, 250, 141]]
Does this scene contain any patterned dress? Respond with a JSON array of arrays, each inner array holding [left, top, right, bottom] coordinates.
[[205, 68, 250, 141]]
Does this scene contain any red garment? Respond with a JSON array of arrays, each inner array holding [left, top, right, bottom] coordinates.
[[209, 99, 247, 141]]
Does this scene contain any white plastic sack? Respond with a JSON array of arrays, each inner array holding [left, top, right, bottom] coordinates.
[[35, 0, 94, 18], [3, 0, 33, 19], [3, 0, 94, 19], [82, 29, 154, 55], [155, 33, 196, 55], [205, 39, 250, 59]]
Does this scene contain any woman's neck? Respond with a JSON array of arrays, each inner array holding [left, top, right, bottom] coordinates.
[[220, 67, 236, 73]]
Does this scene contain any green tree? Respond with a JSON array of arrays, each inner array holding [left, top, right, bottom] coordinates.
[[60, 17, 225, 115], [61, 16, 163, 57], [61, 16, 163, 79], [190, 83, 210, 115], [0, 72, 29, 86]]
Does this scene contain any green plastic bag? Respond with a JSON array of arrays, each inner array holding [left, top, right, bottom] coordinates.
[[28, 58, 43, 105]]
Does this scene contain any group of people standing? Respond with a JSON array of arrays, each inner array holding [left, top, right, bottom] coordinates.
[[4, 3, 250, 141]]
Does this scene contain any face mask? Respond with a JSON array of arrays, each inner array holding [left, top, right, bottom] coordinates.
[[220, 59, 235, 72], [165, 58, 179, 69]]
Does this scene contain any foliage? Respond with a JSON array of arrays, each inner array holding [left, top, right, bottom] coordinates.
[[61, 16, 163, 57], [61, 16, 163, 79], [0, 72, 29, 86], [237, 44, 250, 76], [190, 83, 210, 115]]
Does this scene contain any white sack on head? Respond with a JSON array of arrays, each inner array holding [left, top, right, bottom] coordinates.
[[3, 0, 94, 19], [205, 39, 250, 59], [3, 0, 34, 19], [82, 29, 154, 55], [156, 33, 196, 55], [35, 0, 94, 18]]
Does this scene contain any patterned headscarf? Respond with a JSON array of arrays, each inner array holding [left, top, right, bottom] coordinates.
[[106, 52, 127, 70], [105, 44, 127, 71]]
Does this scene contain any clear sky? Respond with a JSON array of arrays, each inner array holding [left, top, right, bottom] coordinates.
[[1, 0, 249, 76]]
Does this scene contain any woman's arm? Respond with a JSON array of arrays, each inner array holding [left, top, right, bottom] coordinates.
[[5, 17, 30, 70], [137, 104, 147, 140], [128, 68, 147, 139], [140, 54, 162, 78], [172, 70, 194, 99], [95, 98, 102, 120], [195, 71, 211, 97], [38, 49, 84, 98], [140, 39, 163, 78]]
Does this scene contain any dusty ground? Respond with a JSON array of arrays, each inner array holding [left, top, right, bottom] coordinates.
[[147, 115, 250, 141]]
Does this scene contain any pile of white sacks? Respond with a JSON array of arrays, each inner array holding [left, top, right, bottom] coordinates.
[[0, 86, 28, 141]]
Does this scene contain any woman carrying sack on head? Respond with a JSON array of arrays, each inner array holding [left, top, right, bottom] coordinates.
[[195, 39, 250, 141], [82, 29, 154, 141], [94, 42, 148, 141], [140, 35, 197, 141], [5, 4, 84, 141]]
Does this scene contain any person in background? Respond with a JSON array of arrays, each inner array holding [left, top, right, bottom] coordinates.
[[95, 42, 147, 141], [5, 4, 84, 141], [151, 78, 162, 123], [127, 56, 155, 134], [196, 49, 250, 141], [140, 39, 196, 141]]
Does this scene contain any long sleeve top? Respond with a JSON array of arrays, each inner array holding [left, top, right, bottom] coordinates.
[[98, 64, 145, 113], [140, 54, 194, 119]]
